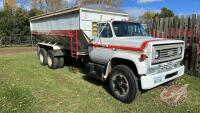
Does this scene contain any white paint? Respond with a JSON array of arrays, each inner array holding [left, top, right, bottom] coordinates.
[[30, 7, 129, 39], [141, 66, 185, 89]]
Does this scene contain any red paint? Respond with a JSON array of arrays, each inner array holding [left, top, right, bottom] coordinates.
[[32, 30, 79, 37], [69, 30, 79, 59], [32, 30, 165, 52], [89, 40, 162, 52]]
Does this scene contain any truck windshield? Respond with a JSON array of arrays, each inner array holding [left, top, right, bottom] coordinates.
[[112, 21, 149, 37]]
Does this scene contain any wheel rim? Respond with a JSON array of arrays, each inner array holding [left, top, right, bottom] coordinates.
[[47, 55, 52, 66], [39, 53, 44, 63], [112, 74, 129, 96]]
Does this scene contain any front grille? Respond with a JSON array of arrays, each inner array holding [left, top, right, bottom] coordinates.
[[152, 43, 184, 65], [160, 48, 178, 58]]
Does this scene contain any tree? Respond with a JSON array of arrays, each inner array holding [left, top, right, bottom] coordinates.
[[76, 0, 122, 7], [31, 0, 68, 12], [0, 10, 7, 46], [139, 7, 174, 23], [19, 0, 28, 9], [15, 8, 30, 39], [139, 11, 157, 23], [31, 0, 38, 9], [159, 7, 174, 18], [0, 6, 31, 46], [3, 0, 17, 11], [44, 0, 62, 12], [29, 8, 43, 17]]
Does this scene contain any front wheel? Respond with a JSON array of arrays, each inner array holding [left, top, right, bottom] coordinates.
[[108, 65, 140, 103]]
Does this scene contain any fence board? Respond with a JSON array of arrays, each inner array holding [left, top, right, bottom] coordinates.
[[169, 17, 174, 38], [184, 16, 189, 46], [159, 18, 164, 38], [174, 16, 179, 39], [179, 16, 184, 40], [196, 15, 200, 70], [148, 15, 200, 74], [191, 14, 196, 45]]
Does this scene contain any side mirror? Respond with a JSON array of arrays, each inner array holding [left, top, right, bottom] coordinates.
[[89, 38, 95, 42]]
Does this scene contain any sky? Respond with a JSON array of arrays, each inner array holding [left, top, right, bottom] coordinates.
[[122, 0, 200, 18], [0, 0, 199, 18]]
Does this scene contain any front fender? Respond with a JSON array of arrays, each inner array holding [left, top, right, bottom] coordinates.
[[111, 52, 148, 75]]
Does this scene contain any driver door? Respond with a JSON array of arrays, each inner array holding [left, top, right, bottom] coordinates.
[[89, 22, 115, 65]]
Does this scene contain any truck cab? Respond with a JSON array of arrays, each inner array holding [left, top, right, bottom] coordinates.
[[87, 20, 185, 103]]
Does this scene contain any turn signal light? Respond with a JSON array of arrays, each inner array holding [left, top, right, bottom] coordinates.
[[139, 54, 148, 61]]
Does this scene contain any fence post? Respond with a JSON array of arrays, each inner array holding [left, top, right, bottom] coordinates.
[[179, 16, 184, 40], [174, 16, 179, 39], [190, 14, 197, 46], [159, 18, 164, 38], [191, 44, 199, 73], [169, 17, 174, 38], [196, 15, 200, 73], [156, 17, 160, 37], [148, 15, 200, 74]]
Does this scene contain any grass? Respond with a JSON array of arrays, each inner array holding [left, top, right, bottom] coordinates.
[[0, 47, 199, 113]]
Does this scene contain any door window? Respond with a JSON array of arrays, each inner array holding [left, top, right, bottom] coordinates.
[[99, 23, 113, 38]]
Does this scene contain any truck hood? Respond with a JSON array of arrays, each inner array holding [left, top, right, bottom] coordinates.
[[107, 36, 184, 52], [117, 36, 162, 43]]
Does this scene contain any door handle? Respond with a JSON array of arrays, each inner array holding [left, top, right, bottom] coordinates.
[[102, 44, 108, 48], [112, 48, 117, 51]]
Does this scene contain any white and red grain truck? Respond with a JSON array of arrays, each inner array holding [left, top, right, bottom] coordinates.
[[30, 6, 185, 103]]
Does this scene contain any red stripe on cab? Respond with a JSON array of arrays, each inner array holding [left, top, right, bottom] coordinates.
[[89, 40, 161, 52]]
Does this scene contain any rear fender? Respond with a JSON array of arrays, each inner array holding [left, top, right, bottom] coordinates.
[[37, 43, 66, 57]]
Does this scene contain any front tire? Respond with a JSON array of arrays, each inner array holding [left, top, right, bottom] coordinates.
[[47, 50, 59, 69], [108, 65, 140, 103]]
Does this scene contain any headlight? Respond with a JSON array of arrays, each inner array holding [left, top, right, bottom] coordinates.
[[155, 50, 160, 59], [177, 47, 182, 55]]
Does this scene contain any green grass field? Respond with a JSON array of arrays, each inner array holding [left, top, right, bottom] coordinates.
[[0, 47, 199, 113]]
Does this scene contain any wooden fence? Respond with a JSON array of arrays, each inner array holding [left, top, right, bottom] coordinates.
[[147, 14, 200, 74], [0, 37, 37, 47]]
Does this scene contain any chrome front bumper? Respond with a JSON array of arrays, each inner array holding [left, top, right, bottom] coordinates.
[[141, 65, 185, 89]]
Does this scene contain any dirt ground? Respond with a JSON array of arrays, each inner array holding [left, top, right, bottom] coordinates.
[[0, 47, 36, 56]]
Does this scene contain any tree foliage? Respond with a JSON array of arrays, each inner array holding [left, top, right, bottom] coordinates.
[[3, 0, 17, 11], [139, 11, 157, 23], [140, 7, 174, 23], [76, 0, 122, 7], [31, 0, 68, 12], [159, 7, 174, 18], [0, 0, 123, 43], [0, 4, 42, 41]]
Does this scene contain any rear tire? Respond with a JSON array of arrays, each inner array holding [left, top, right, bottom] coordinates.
[[39, 48, 47, 65], [47, 50, 59, 69], [37, 45, 40, 56], [108, 65, 140, 103], [58, 57, 65, 68]]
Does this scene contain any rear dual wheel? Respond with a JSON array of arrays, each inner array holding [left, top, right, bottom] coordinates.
[[47, 50, 65, 69], [39, 48, 47, 65], [38, 48, 64, 69]]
